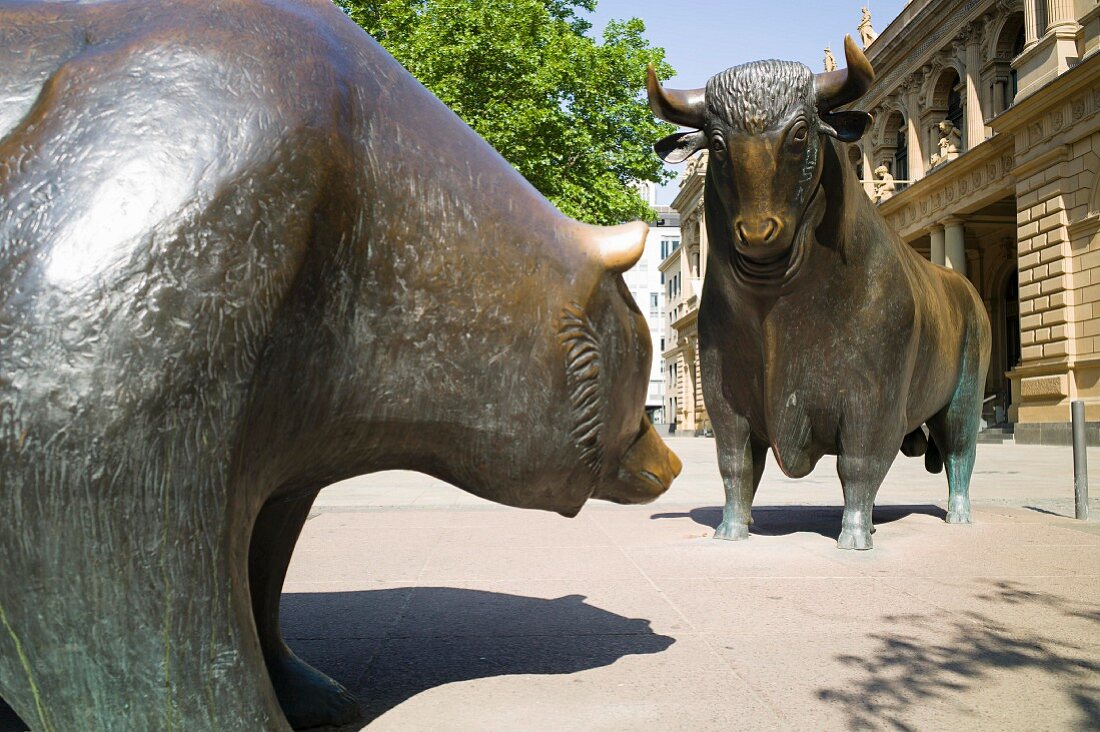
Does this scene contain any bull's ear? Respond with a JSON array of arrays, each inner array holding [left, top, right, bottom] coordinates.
[[820, 111, 872, 143], [654, 130, 708, 163]]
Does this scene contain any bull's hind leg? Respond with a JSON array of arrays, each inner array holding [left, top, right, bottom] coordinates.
[[927, 379, 984, 525], [250, 492, 361, 730], [928, 320, 990, 525]]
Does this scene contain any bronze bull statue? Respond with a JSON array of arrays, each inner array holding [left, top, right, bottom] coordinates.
[[0, 0, 681, 728], [648, 36, 990, 550]]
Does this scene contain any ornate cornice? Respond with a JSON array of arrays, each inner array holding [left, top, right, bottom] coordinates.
[[855, 0, 988, 111]]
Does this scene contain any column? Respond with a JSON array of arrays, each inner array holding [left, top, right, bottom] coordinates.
[[945, 218, 966, 276], [698, 209, 708, 281], [1044, 0, 1081, 74], [1023, 0, 1039, 47], [964, 28, 986, 149], [930, 225, 946, 266], [993, 79, 1007, 115], [1045, 0, 1077, 32], [905, 81, 925, 182], [861, 145, 874, 197]]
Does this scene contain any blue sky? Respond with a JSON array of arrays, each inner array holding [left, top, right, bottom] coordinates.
[[581, 0, 909, 201]]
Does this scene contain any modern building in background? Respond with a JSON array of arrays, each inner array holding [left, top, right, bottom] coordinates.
[[627, 183, 680, 424], [662, 154, 709, 434], [664, 0, 1100, 443]]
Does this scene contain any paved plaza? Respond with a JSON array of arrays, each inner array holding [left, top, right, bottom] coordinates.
[[2, 438, 1098, 730]]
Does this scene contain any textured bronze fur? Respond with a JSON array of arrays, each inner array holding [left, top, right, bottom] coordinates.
[[0, 1, 681, 728]]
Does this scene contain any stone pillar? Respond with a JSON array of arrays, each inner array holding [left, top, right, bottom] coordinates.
[[1045, 0, 1076, 32], [945, 218, 966, 276], [905, 81, 925, 182], [699, 209, 708, 282], [993, 79, 1007, 115], [964, 28, 986, 148], [1023, 0, 1039, 47], [861, 145, 874, 197], [930, 225, 946, 266]]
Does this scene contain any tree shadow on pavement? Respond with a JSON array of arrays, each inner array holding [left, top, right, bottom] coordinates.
[[651, 504, 947, 540], [280, 587, 675, 728], [816, 580, 1100, 730]]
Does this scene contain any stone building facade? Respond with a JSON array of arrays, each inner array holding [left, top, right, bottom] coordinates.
[[662, 153, 710, 434], [664, 0, 1100, 443], [862, 0, 1100, 442]]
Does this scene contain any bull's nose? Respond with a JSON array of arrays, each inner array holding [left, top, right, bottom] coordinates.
[[735, 217, 782, 247]]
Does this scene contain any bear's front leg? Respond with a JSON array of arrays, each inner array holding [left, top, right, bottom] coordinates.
[[250, 493, 362, 730]]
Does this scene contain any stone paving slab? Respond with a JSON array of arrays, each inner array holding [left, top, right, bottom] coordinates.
[[269, 500, 1099, 731], [1, 439, 1098, 730]]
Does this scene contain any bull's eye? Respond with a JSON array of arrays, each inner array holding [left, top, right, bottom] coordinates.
[[711, 135, 727, 162], [789, 122, 808, 149]]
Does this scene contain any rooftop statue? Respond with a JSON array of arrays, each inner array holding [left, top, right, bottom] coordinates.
[[858, 7, 879, 48], [824, 46, 838, 72], [647, 36, 991, 550], [0, 0, 680, 729]]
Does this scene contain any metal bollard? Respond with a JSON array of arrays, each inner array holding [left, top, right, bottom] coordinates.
[[1071, 400, 1089, 521]]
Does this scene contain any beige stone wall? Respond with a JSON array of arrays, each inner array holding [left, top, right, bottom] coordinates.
[[1004, 72, 1100, 426]]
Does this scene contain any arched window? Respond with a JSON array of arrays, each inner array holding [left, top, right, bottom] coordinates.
[[946, 79, 963, 132], [894, 124, 908, 182], [1009, 26, 1025, 102]]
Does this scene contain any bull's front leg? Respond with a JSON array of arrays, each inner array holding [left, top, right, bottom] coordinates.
[[835, 449, 894, 550], [700, 345, 767, 541], [711, 411, 767, 541]]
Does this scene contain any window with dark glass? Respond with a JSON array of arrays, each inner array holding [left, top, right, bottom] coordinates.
[[947, 84, 963, 134], [894, 124, 908, 182], [1009, 27, 1024, 105]]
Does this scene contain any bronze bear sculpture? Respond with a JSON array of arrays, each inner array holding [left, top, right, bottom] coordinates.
[[649, 37, 991, 550], [0, 0, 681, 728]]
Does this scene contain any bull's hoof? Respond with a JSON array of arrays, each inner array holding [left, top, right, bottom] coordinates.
[[714, 520, 750, 541], [269, 652, 361, 730], [946, 510, 972, 524], [837, 528, 873, 550], [947, 497, 972, 524]]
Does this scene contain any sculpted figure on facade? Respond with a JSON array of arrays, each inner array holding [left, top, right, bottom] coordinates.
[[824, 46, 837, 72], [648, 35, 991, 550], [871, 164, 896, 202], [930, 119, 962, 166], [858, 7, 878, 48], [0, 1, 682, 729]]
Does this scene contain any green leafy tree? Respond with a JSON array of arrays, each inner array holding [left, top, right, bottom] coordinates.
[[336, 0, 677, 225]]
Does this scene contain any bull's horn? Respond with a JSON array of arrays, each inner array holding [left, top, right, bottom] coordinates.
[[814, 35, 875, 112], [585, 220, 648, 273], [646, 64, 706, 129]]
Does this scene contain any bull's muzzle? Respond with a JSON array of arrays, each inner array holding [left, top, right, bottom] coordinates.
[[594, 419, 682, 504]]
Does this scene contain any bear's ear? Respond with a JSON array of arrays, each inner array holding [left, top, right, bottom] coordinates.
[[654, 130, 708, 163], [820, 111, 872, 143]]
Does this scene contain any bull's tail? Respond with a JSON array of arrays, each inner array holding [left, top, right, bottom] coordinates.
[[900, 427, 943, 474]]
